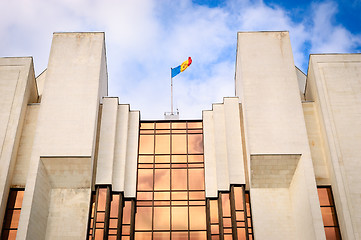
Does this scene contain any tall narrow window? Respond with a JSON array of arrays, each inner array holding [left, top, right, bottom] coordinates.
[[207, 185, 253, 240], [1, 188, 24, 240], [136, 121, 206, 239], [317, 186, 341, 240]]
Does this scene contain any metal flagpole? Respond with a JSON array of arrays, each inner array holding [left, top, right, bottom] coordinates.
[[171, 68, 173, 115]]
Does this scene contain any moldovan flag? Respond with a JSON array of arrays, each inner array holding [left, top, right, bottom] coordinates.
[[171, 57, 192, 78]]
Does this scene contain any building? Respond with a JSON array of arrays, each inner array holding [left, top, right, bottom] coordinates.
[[0, 31, 360, 240]]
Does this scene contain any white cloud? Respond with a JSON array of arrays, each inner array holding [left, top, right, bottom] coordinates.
[[0, 0, 360, 119]]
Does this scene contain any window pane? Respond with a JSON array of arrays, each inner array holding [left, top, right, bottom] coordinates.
[[187, 122, 202, 129], [153, 232, 170, 239], [318, 188, 332, 206], [237, 228, 247, 240], [137, 192, 153, 200], [139, 155, 153, 163], [97, 188, 108, 211], [234, 187, 244, 211], [172, 232, 188, 240], [172, 135, 187, 154], [188, 134, 203, 154], [222, 193, 231, 217], [110, 194, 119, 218], [156, 122, 170, 129], [189, 191, 205, 200], [172, 192, 188, 200], [189, 206, 206, 230], [154, 169, 170, 190], [155, 135, 170, 154], [134, 232, 152, 240], [190, 231, 207, 240], [154, 207, 170, 230], [155, 155, 170, 163], [122, 225, 130, 235], [172, 122, 187, 129], [236, 212, 245, 221], [321, 207, 338, 226], [223, 218, 232, 228], [140, 122, 154, 129], [154, 192, 170, 201], [211, 224, 219, 234], [172, 207, 188, 230], [172, 169, 187, 190], [94, 229, 104, 240], [325, 227, 341, 240], [139, 135, 154, 154], [14, 191, 24, 208], [189, 169, 205, 190], [135, 207, 152, 230], [123, 201, 132, 224], [210, 200, 219, 223], [188, 155, 203, 163], [137, 169, 153, 191], [172, 155, 187, 163]]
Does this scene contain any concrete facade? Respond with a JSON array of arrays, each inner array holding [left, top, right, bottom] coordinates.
[[0, 31, 360, 239]]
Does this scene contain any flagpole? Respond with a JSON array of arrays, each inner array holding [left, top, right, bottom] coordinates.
[[170, 68, 173, 114]]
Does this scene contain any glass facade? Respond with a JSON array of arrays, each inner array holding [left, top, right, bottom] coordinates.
[[317, 187, 341, 240], [0, 189, 24, 240]]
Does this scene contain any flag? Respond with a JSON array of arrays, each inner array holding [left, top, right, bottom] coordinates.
[[171, 57, 192, 78]]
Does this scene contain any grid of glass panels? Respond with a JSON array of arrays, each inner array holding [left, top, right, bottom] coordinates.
[[207, 186, 253, 240], [0, 189, 24, 240], [317, 187, 342, 240], [136, 121, 206, 240]]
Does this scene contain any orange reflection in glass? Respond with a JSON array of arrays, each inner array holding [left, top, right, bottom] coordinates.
[[188, 134, 203, 154], [135, 207, 152, 230], [134, 232, 152, 240], [189, 191, 205, 200], [189, 169, 205, 190], [155, 155, 170, 163], [14, 191, 24, 208], [2, 230, 17, 240], [172, 122, 187, 129], [234, 187, 244, 211], [188, 129, 203, 134], [223, 218, 232, 228], [224, 234, 232, 240], [154, 192, 170, 201], [154, 169, 170, 190], [321, 207, 337, 226], [211, 235, 220, 240], [172, 232, 188, 240], [139, 135, 154, 154], [172, 201, 188, 206], [137, 192, 153, 201], [140, 122, 154, 129], [172, 169, 187, 190], [210, 200, 219, 223], [187, 122, 202, 129], [172, 192, 188, 200], [123, 201, 132, 224], [155, 135, 170, 154], [122, 225, 130, 235], [137, 169, 153, 191], [172, 155, 187, 163], [94, 229, 104, 240], [154, 207, 170, 230], [236, 212, 245, 221], [318, 188, 332, 206], [222, 193, 231, 217], [97, 188, 107, 211], [189, 206, 206, 230], [139, 156, 153, 163], [188, 155, 203, 163], [190, 231, 207, 240], [325, 227, 341, 240], [156, 122, 170, 129], [110, 194, 119, 217], [211, 225, 219, 234], [153, 232, 170, 239], [172, 135, 187, 154], [237, 228, 247, 240], [172, 207, 188, 230], [109, 219, 117, 228], [4, 210, 20, 228]]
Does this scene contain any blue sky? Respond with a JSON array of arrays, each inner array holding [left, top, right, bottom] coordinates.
[[1, 0, 360, 119]]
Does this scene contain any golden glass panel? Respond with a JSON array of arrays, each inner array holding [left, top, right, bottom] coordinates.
[[153, 232, 170, 240], [139, 135, 154, 154], [140, 130, 154, 134], [154, 169, 170, 190], [172, 192, 188, 200], [321, 207, 338, 226], [172, 155, 187, 163], [189, 206, 206, 230], [139, 155, 153, 163], [122, 225, 130, 235], [155, 135, 170, 154], [222, 193, 231, 217], [96, 212, 105, 222], [189, 191, 205, 200], [172, 135, 187, 154], [109, 219, 118, 228], [188, 155, 203, 163], [187, 122, 202, 129], [211, 225, 219, 234], [211, 235, 220, 240], [156, 129, 171, 134], [210, 200, 219, 223], [172, 122, 187, 129], [135, 207, 152, 230], [318, 188, 332, 206], [154, 207, 170, 230], [325, 227, 341, 240], [155, 163, 170, 168], [189, 163, 204, 168], [171, 201, 188, 206], [97, 188, 108, 211], [234, 187, 244, 211], [248, 235, 253, 240], [137, 169, 153, 191], [140, 122, 154, 129], [172, 207, 188, 230], [247, 218, 252, 227], [122, 201, 131, 224], [154, 201, 171, 206], [224, 233, 233, 239], [156, 122, 170, 129], [172, 129, 187, 134], [190, 231, 207, 240], [4, 210, 20, 228], [1, 230, 17, 240], [189, 201, 205, 206], [223, 218, 232, 228], [14, 191, 24, 208], [188, 134, 203, 154], [172, 163, 187, 168], [237, 222, 245, 227], [109, 229, 117, 235], [154, 192, 170, 201], [122, 236, 130, 240], [237, 228, 247, 240], [134, 232, 152, 240], [171, 169, 187, 190], [236, 212, 245, 221], [172, 232, 188, 240], [155, 155, 170, 163], [137, 201, 153, 206], [110, 194, 119, 218], [137, 192, 153, 200], [188, 129, 203, 134], [94, 229, 104, 240], [109, 236, 117, 240], [138, 164, 153, 169], [189, 169, 205, 190]]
